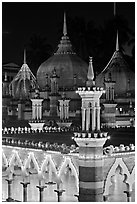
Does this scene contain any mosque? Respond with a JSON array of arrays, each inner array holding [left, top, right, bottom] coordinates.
[[2, 13, 135, 202]]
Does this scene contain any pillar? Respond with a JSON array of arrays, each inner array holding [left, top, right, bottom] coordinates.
[[66, 104, 69, 119], [86, 108, 90, 131], [124, 191, 132, 202], [92, 106, 96, 130], [103, 195, 109, 202], [54, 189, 65, 202], [5, 179, 14, 202], [20, 182, 30, 202], [74, 137, 107, 202], [82, 108, 86, 131], [39, 104, 42, 119], [18, 101, 24, 120], [36, 185, 47, 202], [96, 107, 101, 131]]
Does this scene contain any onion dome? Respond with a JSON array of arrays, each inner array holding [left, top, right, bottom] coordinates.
[[37, 12, 88, 89], [95, 31, 135, 96], [9, 50, 38, 99]]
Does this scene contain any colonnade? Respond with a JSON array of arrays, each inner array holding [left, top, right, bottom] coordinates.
[[58, 99, 70, 120], [82, 100, 101, 131], [31, 99, 43, 120]]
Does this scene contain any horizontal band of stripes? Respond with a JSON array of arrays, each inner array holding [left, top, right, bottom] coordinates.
[[79, 158, 104, 167], [80, 181, 104, 189], [79, 166, 103, 182], [79, 192, 103, 202]]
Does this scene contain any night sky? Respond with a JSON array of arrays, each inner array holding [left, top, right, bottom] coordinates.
[[2, 2, 135, 66]]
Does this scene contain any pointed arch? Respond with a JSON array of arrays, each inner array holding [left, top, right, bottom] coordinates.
[[8, 150, 23, 171], [24, 152, 40, 173], [104, 158, 131, 195], [130, 166, 135, 186], [58, 156, 79, 188], [41, 154, 57, 174], [2, 151, 8, 168]]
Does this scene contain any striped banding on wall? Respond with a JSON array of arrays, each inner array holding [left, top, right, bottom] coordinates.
[[79, 166, 103, 182], [79, 158, 104, 167], [80, 180, 104, 189]]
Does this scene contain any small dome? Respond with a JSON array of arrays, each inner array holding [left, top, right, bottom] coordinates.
[[9, 50, 38, 99], [95, 50, 135, 96], [37, 13, 88, 89]]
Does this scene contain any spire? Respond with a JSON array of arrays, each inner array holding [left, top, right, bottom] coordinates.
[[114, 2, 116, 16], [54, 12, 75, 55], [87, 57, 94, 81], [63, 12, 67, 36], [116, 30, 119, 51], [86, 57, 95, 87], [24, 49, 26, 64]]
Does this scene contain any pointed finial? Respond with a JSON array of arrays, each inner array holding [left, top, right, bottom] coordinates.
[[114, 2, 116, 16], [24, 49, 26, 64], [86, 57, 95, 87], [63, 12, 67, 36], [116, 31, 119, 51], [87, 57, 94, 81]]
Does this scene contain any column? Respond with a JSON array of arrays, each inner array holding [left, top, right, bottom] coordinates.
[[112, 87, 114, 101], [92, 106, 96, 131], [64, 102, 67, 120], [20, 182, 30, 202], [106, 88, 108, 100], [36, 185, 47, 202], [36, 105, 39, 120], [54, 189, 65, 202], [86, 108, 90, 131], [124, 191, 132, 202], [59, 101, 63, 120], [82, 108, 86, 131], [66, 104, 69, 119], [96, 107, 101, 131], [103, 195, 109, 202], [5, 179, 14, 202], [35, 104, 37, 120], [32, 104, 35, 119], [39, 104, 42, 119]]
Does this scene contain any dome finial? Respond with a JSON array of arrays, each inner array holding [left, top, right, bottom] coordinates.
[[24, 49, 26, 64], [63, 12, 67, 36], [116, 30, 119, 51]]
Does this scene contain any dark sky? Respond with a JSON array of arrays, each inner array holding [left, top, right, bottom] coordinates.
[[2, 2, 135, 65]]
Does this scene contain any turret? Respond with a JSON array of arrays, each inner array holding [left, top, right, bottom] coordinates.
[[73, 57, 108, 202]]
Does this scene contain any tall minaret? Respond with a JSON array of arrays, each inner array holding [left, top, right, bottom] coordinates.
[[73, 57, 108, 202]]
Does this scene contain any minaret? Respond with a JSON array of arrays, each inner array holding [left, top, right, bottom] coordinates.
[[73, 57, 108, 202]]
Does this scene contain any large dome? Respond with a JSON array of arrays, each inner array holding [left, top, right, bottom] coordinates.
[[37, 13, 88, 89]]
